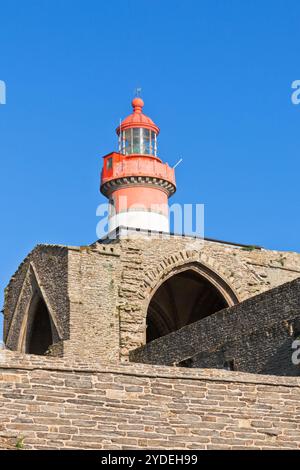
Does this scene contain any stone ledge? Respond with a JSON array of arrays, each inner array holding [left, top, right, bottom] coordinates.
[[0, 350, 300, 388]]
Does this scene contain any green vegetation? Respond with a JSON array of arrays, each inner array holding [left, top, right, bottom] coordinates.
[[15, 437, 24, 450], [241, 245, 258, 252]]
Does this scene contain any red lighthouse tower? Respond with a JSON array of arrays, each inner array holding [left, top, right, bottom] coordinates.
[[100, 97, 176, 233]]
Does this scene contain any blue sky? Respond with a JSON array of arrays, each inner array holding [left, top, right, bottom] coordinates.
[[1, 0, 300, 337]]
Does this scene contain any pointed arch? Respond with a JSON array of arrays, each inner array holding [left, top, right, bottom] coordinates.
[[17, 263, 61, 354], [25, 292, 57, 355], [143, 251, 241, 343], [146, 266, 231, 342], [142, 249, 242, 303]]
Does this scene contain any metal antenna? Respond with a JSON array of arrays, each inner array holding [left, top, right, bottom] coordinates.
[[173, 158, 183, 169], [118, 118, 122, 153]]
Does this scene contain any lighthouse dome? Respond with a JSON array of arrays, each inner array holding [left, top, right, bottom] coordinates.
[[116, 97, 159, 157], [116, 98, 159, 135]]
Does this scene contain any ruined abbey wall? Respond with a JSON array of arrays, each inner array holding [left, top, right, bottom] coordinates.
[[0, 350, 300, 450], [131, 277, 300, 376], [3, 234, 300, 362], [4, 245, 69, 350], [115, 235, 300, 358]]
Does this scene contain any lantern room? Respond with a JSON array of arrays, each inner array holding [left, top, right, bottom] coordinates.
[[116, 97, 159, 157]]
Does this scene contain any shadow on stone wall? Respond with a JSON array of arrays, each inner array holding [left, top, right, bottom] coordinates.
[[130, 277, 300, 377]]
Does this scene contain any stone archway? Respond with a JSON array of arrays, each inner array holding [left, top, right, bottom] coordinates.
[[119, 248, 243, 359], [146, 264, 238, 342], [142, 250, 243, 302], [12, 263, 63, 355], [146, 267, 229, 342], [25, 293, 55, 355]]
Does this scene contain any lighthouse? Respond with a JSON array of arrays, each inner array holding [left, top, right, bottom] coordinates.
[[100, 97, 176, 234]]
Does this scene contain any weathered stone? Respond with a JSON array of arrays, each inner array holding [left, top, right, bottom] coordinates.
[[0, 354, 299, 449], [3, 236, 300, 363]]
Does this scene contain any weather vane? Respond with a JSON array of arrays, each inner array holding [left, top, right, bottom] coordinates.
[[134, 87, 142, 97]]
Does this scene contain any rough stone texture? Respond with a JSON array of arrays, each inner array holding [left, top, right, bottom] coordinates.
[[130, 278, 300, 376], [0, 436, 18, 450], [64, 245, 121, 362], [0, 350, 300, 450], [3, 233, 300, 361], [4, 245, 69, 351]]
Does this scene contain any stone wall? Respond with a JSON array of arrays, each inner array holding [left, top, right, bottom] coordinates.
[[0, 350, 300, 450], [4, 245, 69, 351], [130, 278, 300, 376], [64, 244, 121, 361], [115, 234, 300, 359], [3, 234, 300, 362], [3, 243, 122, 362]]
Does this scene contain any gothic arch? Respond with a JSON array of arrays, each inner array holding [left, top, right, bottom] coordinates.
[[142, 250, 242, 302], [17, 263, 62, 354], [24, 291, 57, 355], [142, 250, 241, 343]]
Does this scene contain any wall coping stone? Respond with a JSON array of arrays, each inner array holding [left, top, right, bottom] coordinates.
[[0, 350, 300, 388]]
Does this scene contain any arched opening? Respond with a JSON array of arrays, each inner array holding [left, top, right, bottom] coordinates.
[[26, 296, 54, 355], [146, 268, 231, 343]]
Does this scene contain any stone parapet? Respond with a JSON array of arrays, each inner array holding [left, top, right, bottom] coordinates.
[[0, 350, 300, 450]]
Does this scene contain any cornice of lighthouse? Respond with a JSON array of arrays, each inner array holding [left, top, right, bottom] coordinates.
[[101, 174, 176, 198]]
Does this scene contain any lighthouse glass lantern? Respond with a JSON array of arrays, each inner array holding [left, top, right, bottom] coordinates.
[[120, 128, 157, 156]]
